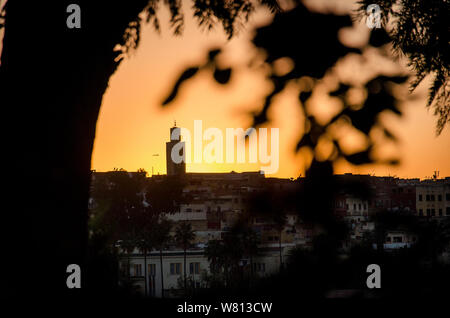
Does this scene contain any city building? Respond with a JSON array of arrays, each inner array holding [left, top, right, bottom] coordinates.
[[89, 126, 450, 297], [119, 247, 288, 298], [416, 177, 450, 218]]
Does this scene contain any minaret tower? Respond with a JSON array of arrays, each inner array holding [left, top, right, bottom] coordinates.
[[165, 121, 186, 176]]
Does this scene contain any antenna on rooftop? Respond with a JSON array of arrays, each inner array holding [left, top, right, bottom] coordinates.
[[433, 170, 439, 180], [151, 153, 159, 177]]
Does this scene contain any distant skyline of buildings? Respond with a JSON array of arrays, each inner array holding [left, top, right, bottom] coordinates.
[[92, 125, 449, 181], [89, 125, 450, 298], [90, 167, 450, 297]]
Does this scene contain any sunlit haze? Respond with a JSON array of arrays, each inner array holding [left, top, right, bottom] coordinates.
[[92, 3, 450, 179]]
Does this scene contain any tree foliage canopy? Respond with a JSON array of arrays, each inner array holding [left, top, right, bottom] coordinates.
[[162, 2, 409, 174], [119, 0, 281, 55], [358, 0, 450, 134]]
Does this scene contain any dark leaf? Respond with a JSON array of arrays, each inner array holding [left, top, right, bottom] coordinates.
[[208, 48, 221, 61], [213, 67, 232, 85], [162, 67, 199, 106], [253, 4, 358, 79], [383, 128, 397, 141], [345, 150, 373, 165], [296, 134, 313, 151], [329, 83, 350, 97], [368, 28, 391, 47], [387, 159, 400, 165], [299, 91, 312, 104], [387, 76, 409, 84], [252, 110, 268, 127]]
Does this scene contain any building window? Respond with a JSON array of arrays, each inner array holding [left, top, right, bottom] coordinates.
[[393, 236, 403, 243], [419, 194, 423, 201], [358, 203, 361, 210], [253, 263, 266, 273], [149, 264, 156, 276], [431, 195, 435, 201], [447, 207, 450, 216], [431, 209, 436, 216], [189, 262, 200, 275], [133, 264, 142, 277], [195, 262, 200, 274], [438, 195, 442, 201], [170, 263, 181, 275], [426, 209, 430, 216], [439, 209, 443, 216], [419, 209, 423, 216], [426, 194, 430, 201], [446, 193, 450, 201], [353, 204, 356, 210]]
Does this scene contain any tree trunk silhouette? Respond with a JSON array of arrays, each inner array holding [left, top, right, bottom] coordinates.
[[183, 247, 187, 295], [128, 252, 132, 280], [144, 248, 148, 297], [0, 0, 149, 298], [249, 254, 254, 285], [159, 249, 165, 298], [279, 229, 283, 271]]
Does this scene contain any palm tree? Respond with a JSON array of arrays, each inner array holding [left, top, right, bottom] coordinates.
[[136, 233, 155, 297], [205, 240, 227, 286], [136, 208, 159, 297], [205, 231, 247, 288], [226, 218, 260, 284], [154, 217, 173, 298], [240, 227, 259, 283], [119, 234, 138, 281], [274, 218, 287, 271], [246, 189, 287, 272], [175, 221, 195, 294]]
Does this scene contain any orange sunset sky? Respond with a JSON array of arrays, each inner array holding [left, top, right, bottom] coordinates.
[[90, 1, 449, 179]]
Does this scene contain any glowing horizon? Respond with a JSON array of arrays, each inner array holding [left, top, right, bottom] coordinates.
[[91, 3, 450, 180]]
